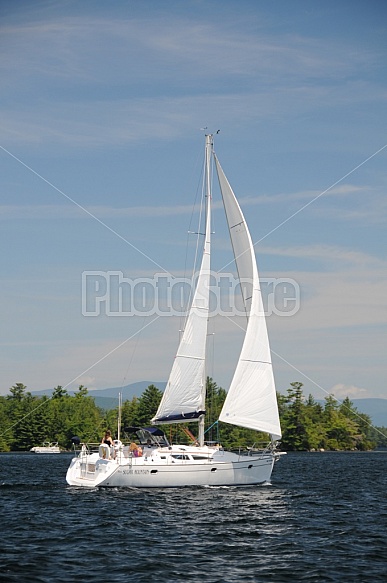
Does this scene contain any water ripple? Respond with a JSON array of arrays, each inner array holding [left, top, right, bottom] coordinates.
[[0, 452, 386, 582]]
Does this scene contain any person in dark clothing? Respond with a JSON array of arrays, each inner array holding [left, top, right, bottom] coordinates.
[[101, 430, 114, 446]]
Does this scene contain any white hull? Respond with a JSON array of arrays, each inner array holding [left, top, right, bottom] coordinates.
[[31, 444, 60, 454], [66, 445, 276, 488]]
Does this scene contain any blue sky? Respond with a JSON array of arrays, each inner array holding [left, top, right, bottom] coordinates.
[[1, 0, 386, 401]]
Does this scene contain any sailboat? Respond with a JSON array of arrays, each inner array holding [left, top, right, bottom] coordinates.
[[66, 134, 283, 488]]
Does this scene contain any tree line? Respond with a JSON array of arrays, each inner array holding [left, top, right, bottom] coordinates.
[[1, 380, 386, 452]]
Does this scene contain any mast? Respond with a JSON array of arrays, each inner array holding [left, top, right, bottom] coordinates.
[[117, 392, 122, 442], [198, 133, 213, 446], [151, 134, 212, 434]]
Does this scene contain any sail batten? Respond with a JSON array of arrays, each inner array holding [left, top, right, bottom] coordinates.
[[241, 359, 272, 365], [175, 355, 204, 361]]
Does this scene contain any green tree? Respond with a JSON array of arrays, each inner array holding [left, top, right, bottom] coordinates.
[[63, 386, 102, 446], [276, 385, 376, 451], [280, 382, 309, 450], [134, 384, 163, 426], [5, 384, 34, 450], [16, 395, 51, 450], [5, 387, 51, 451], [47, 390, 71, 445], [0, 379, 378, 452], [7, 383, 28, 401], [52, 385, 68, 399], [121, 396, 139, 429], [367, 426, 387, 448], [339, 396, 372, 436], [203, 377, 226, 443], [0, 397, 12, 451]]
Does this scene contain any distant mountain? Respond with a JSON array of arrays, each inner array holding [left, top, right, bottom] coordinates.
[[88, 381, 166, 410], [29, 385, 387, 425], [352, 399, 387, 428], [31, 381, 167, 411], [316, 398, 387, 427]]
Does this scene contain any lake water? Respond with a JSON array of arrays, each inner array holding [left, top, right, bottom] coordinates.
[[1, 451, 386, 582]]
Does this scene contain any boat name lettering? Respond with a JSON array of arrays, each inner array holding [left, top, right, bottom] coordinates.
[[121, 469, 150, 475]]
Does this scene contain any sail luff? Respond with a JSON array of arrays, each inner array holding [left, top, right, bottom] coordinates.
[[151, 136, 212, 425], [214, 155, 281, 440]]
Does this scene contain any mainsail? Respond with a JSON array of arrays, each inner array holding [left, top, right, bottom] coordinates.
[[151, 137, 212, 425], [215, 155, 281, 440]]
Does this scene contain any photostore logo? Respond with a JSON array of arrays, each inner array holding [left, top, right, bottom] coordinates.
[[82, 271, 300, 317]]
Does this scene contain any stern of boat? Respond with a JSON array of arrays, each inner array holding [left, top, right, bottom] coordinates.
[[66, 445, 119, 487]]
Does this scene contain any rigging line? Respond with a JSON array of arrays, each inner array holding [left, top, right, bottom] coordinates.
[[206, 332, 216, 441], [120, 314, 147, 389], [4, 314, 161, 435], [207, 328, 215, 385], [205, 419, 219, 434], [224, 313, 387, 439], [62, 315, 161, 391], [0, 145, 171, 276], [272, 348, 387, 440], [181, 156, 204, 334], [182, 150, 207, 334], [219, 143, 387, 272]]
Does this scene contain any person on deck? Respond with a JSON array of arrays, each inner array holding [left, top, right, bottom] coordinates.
[[101, 430, 114, 447], [129, 442, 143, 457]]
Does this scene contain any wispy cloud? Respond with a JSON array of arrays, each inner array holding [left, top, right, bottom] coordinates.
[[272, 267, 387, 331], [308, 189, 387, 224], [237, 183, 366, 206], [1, 16, 380, 86], [261, 244, 386, 268], [0, 203, 196, 220], [2, 85, 386, 149], [0, 183, 370, 220], [330, 383, 370, 399], [1, 11, 386, 149]]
